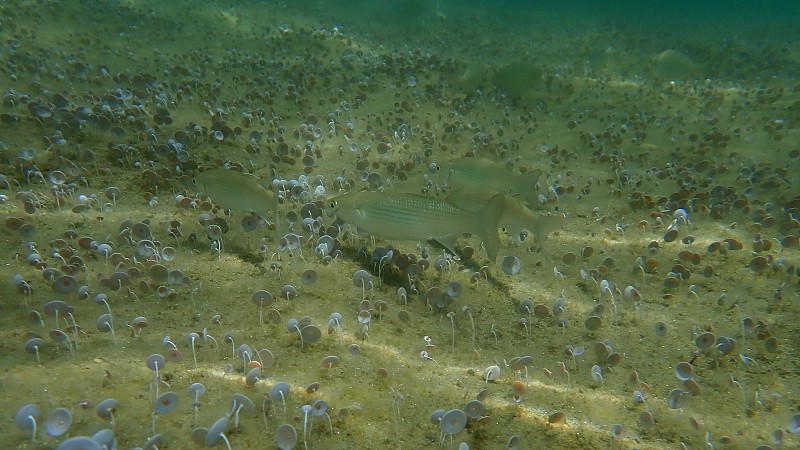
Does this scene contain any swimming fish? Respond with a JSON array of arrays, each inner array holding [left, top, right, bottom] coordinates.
[[329, 191, 504, 261], [194, 168, 278, 223], [446, 186, 566, 246], [446, 157, 542, 205]]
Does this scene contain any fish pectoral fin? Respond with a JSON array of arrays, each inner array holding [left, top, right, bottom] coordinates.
[[431, 235, 459, 256], [255, 210, 270, 223], [354, 207, 366, 219], [478, 193, 504, 262], [445, 185, 465, 202]]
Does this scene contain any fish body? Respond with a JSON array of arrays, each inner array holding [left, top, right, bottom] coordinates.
[[447, 186, 565, 245], [330, 191, 503, 261], [194, 168, 277, 222], [446, 157, 541, 205], [651, 50, 704, 80]]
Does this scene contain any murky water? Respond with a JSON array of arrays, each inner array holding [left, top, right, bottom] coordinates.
[[1, 1, 798, 449]]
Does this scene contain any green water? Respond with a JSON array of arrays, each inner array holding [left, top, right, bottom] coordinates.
[[0, 1, 798, 449]]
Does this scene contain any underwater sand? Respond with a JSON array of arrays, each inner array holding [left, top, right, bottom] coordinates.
[[0, 0, 799, 449]]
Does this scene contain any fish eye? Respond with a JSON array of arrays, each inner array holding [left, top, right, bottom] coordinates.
[[329, 201, 337, 209]]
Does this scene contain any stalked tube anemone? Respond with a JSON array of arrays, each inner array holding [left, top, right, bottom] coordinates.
[[270, 382, 290, 417], [14, 404, 39, 442], [188, 383, 205, 428]]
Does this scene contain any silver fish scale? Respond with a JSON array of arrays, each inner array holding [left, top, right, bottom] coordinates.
[[334, 192, 476, 239]]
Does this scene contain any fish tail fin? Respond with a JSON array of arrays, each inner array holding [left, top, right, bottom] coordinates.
[[477, 193, 505, 262], [515, 168, 542, 204]]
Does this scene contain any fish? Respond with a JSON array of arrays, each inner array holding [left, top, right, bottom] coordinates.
[[446, 186, 566, 246], [194, 168, 278, 223], [329, 191, 504, 261], [446, 157, 542, 205]]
